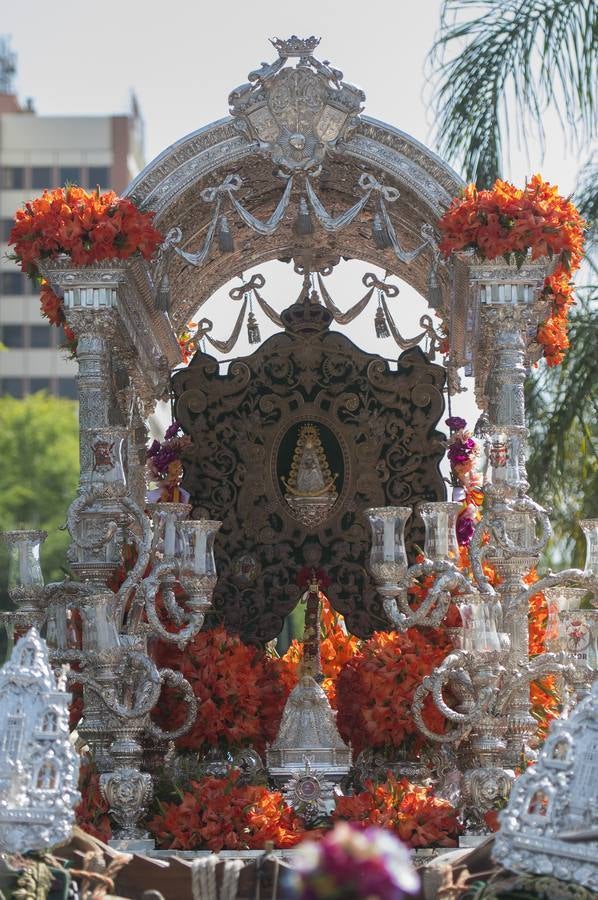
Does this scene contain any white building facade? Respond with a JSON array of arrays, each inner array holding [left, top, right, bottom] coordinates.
[[0, 45, 144, 399]]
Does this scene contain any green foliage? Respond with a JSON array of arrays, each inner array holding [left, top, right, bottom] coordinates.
[[0, 394, 79, 609], [429, 0, 597, 187]]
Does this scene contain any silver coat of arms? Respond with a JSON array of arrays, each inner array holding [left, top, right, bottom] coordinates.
[[229, 36, 365, 172]]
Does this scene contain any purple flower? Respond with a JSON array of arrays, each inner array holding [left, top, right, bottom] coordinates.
[[296, 823, 419, 900], [447, 437, 476, 466], [446, 416, 466, 431], [164, 421, 181, 441], [456, 510, 476, 545]]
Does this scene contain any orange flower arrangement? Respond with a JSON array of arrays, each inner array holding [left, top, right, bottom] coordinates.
[[8, 185, 163, 355], [148, 769, 308, 851], [333, 775, 460, 848], [151, 625, 288, 754], [439, 175, 585, 366], [9, 186, 162, 272], [275, 595, 361, 707], [335, 628, 452, 756]]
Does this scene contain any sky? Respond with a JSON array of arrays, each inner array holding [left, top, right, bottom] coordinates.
[[3, 0, 586, 430]]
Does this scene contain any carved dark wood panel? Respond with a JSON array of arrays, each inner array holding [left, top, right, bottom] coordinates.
[[172, 301, 446, 642]]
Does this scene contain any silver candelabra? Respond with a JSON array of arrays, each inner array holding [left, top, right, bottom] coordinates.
[[366, 257, 597, 832], [1, 269, 222, 850]]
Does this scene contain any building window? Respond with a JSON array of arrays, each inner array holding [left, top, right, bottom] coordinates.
[[0, 167, 25, 189], [0, 219, 13, 242], [58, 377, 78, 399], [31, 166, 53, 189], [30, 377, 51, 393], [59, 166, 82, 186], [3, 715, 23, 755], [1, 324, 25, 347], [42, 710, 58, 733], [1, 378, 25, 397], [36, 760, 58, 791], [0, 272, 27, 295], [88, 166, 110, 188], [30, 325, 53, 348]]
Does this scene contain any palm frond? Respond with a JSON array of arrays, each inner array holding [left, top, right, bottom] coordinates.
[[429, 0, 598, 185]]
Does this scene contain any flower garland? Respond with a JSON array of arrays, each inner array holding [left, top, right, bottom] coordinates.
[[151, 625, 288, 754], [8, 186, 163, 354], [178, 321, 200, 365], [445, 416, 483, 547], [148, 769, 308, 851], [439, 175, 585, 365], [146, 422, 192, 503], [525, 569, 560, 740], [335, 628, 452, 756], [148, 770, 459, 853], [333, 775, 460, 849]]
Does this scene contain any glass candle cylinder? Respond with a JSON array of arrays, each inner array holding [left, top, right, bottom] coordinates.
[[580, 519, 598, 578], [459, 594, 502, 653], [365, 507, 411, 598], [80, 592, 120, 652], [1, 530, 46, 601], [419, 501, 461, 562], [178, 519, 222, 609], [544, 586, 588, 649], [148, 502, 191, 558]]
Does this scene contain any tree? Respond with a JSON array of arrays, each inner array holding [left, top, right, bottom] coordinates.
[[430, 0, 597, 565], [0, 394, 79, 612]]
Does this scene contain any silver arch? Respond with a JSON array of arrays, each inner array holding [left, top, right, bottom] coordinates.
[[124, 109, 463, 330]]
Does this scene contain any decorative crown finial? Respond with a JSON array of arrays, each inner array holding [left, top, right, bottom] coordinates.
[[270, 35, 320, 58]]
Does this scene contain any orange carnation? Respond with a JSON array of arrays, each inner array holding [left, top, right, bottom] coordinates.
[[148, 769, 308, 851], [333, 774, 460, 848], [335, 628, 452, 755], [151, 625, 287, 754]]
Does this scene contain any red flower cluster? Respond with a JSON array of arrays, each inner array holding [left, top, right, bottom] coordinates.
[[333, 775, 460, 848], [335, 628, 452, 755], [152, 625, 287, 754], [9, 186, 162, 272], [148, 770, 308, 851], [439, 175, 585, 365], [8, 186, 163, 356]]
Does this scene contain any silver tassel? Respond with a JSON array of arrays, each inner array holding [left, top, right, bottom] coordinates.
[[294, 194, 314, 235], [247, 311, 261, 344], [218, 214, 235, 252], [374, 301, 390, 338], [427, 263, 443, 308], [372, 209, 391, 249], [156, 272, 170, 312]]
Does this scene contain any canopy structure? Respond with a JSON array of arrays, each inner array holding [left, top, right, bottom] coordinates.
[[124, 36, 463, 333]]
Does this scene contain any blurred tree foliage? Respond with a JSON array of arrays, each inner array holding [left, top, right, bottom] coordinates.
[[0, 394, 79, 616]]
